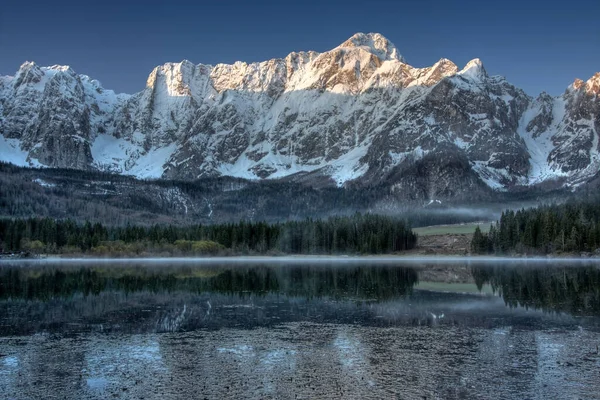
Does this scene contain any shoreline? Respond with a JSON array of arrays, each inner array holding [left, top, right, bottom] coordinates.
[[2, 254, 600, 264]]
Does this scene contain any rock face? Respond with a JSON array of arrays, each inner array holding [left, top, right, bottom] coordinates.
[[519, 73, 600, 188], [0, 32, 599, 195]]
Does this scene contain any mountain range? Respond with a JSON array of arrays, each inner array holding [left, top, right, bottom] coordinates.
[[1, 32, 599, 199]]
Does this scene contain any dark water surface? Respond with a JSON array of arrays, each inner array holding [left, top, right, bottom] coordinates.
[[0, 259, 599, 399]]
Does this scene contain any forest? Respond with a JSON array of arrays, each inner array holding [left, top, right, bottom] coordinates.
[[471, 198, 600, 255], [0, 161, 536, 226], [0, 213, 417, 256]]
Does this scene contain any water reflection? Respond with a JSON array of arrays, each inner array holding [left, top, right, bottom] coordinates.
[[0, 263, 421, 336], [1, 261, 600, 399], [472, 264, 600, 315], [0, 263, 418, 300], [0, 261, 599, 336]]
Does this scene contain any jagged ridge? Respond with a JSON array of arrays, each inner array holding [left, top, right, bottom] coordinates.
[[0, 32, 598, 198]]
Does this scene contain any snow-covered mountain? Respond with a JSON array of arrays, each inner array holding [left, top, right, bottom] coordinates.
[[1, 33, 598, 196]]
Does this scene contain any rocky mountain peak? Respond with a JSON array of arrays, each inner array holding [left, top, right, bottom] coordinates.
[[336, 32, 404, 62], [420, 58, 459, 85], [435, 58, 458, 69], [585, 72, 600, 94], [458, 58, 487, 80], [571, 78, 585, 91], [0, 37, 598, 195], [146, 60, 198, 95], [17, 60, 39, 72], [13, 61, 44, 87], [47, 65, 76, 74]]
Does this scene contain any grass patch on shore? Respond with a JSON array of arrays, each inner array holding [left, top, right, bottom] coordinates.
[[413, 222, 492, 236]]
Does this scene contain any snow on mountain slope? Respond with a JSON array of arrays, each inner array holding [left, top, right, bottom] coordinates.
[[0, 61, 129, 170], [0, 135, 38, 167], [519, 74, 600, 187], [519, 95, 567, 184], [90, 134, 177, 179], [0, 32, 599, 194]]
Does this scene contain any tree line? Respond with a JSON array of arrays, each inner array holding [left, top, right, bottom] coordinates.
[[0, 213, 417, 256], [471, 199, 600, 255]]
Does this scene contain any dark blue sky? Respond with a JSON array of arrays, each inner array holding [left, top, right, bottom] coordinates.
[[1, 0, 598, 96]]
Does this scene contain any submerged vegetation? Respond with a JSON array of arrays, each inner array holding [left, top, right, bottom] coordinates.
[[0, 213, 417, 256]]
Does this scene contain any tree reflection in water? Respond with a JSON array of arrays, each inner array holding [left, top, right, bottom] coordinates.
[[0, 263, 419, 301], [1, 261, 600, 337], [2, 261, 600, 399], [471, 264, 600, 315]]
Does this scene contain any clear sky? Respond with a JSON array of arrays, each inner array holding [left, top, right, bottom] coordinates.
[[1, 0, 598, 96]]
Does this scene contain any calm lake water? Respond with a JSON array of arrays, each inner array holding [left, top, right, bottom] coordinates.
[[0, 259, 599, 399]]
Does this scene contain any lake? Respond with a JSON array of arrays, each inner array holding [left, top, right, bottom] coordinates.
[[0, 258, 599, 399]]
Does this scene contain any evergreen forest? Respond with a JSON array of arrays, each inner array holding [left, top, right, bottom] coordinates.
[[471, 199, 600, 255], [0, 213, 417, 256]]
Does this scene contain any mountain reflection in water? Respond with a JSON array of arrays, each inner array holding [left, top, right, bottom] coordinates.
[[0, 260, 599, 399]]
